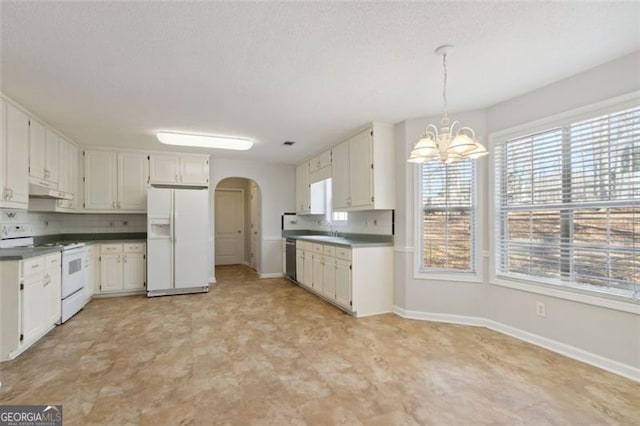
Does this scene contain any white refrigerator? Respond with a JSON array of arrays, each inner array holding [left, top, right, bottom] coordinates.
[[147, 188, 209, 296]]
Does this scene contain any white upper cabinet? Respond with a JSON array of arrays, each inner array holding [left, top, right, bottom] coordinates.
[[44, 128, 59, 185], [149, 154, 209, 187], [180, 155, 209, 185], [149, 155, 179, 185], [295, 161, 310, 214], [309, 150, 332, 183], [84, 150, 118, 210], [1, 101, 29, 208], [52, 140, 78, 210], [84, 150, 148, 211], [28, 119, 46, 181], [57, 137, 78, 201], [118, 152, 149, 210], [331, 140, 350, 210], [348, 129, 373, 208], [29, 123, 59, 186], [331, 122, 394, 211]]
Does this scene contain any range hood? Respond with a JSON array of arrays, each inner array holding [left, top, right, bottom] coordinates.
[[29, 181, 73, 200]]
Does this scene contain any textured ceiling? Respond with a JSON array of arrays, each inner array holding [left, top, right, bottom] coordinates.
[[1, 1, 639, 164]]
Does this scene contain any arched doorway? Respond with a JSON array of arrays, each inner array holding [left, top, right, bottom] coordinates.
[[214, 178, 261, 270]]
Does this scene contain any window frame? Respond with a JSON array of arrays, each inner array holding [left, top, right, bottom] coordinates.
[[488, 92, 640, 313], [413, 154, 484, 283]]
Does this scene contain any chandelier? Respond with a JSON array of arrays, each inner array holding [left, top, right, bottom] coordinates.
[[408, 45, 488, 164]]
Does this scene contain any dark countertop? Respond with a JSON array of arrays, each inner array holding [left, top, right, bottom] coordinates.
[[0, 246, 65, 260], [0, 233, 147, 260], [282, 231, 393, 248]]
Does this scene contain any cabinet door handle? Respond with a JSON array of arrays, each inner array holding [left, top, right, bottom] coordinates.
[[117, 201, 121, 208], [175, 174, 179, 182], [117, 255, 121, 263], [112, 201, 116, 208], [123, 254, 127, 263], [180, 175, 184, 182]]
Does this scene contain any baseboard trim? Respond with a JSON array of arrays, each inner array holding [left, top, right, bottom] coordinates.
[[259, 272, 284, 279], [392, 306, 640, 382]]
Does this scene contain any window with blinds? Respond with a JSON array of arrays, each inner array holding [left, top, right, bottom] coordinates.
[[419, 160, 475, 272], [495, 106, 639, 298]]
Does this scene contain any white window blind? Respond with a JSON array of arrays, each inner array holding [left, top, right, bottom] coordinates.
[[419, 160, 475, 272], [495, 106, 639, 298]]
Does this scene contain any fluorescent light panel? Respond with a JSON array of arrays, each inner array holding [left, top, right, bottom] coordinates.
[[157, 132, 253, 150]]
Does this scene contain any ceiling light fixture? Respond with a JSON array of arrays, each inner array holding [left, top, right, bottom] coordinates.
[[408, 45, 488, 164], [157, 132, 253, 150]]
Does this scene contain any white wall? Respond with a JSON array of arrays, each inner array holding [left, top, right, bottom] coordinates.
[[210, 158, 295, 279], [395, 110, 489, 319], [394, 51, 640, 377]]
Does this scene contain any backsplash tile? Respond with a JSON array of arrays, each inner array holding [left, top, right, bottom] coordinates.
[[0, 210, 146, 237], [283, 210, 393, 235]]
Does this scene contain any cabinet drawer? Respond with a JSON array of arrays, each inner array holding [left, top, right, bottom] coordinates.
[[45, 253, 61, 268], [297, 241, 310, 251], [335, 247, 351, 260], [101, 244, 123, 254], [323, 245, 336, 257], [22, 257, 44, 276], [123, 243, 145, 253], [312, 244, 323, 254]]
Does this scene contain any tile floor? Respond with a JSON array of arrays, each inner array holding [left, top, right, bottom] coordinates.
[[0, 265, 638, 425]]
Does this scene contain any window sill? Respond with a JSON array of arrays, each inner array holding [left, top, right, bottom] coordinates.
[[414, 271, 483, 284], [490, 276, 640, 315]]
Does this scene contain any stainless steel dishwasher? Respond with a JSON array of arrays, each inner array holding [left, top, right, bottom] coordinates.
[[285, 238, 297, 282]]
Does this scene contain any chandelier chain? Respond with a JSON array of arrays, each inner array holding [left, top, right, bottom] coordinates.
[[442, 53, 449, 126]]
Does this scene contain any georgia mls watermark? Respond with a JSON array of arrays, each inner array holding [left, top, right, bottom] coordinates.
[[0, 405, 62, 426]]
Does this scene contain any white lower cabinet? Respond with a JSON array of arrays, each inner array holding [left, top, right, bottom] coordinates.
[[295, 248, 305, 284], [293, 240, 392, 317], [44, 254, 62, 326], [302, 246, 313, 288], [322, 256, 336, 299], [21, 271, 45, 345], [312, 248, 324, 293], [84, 244, 98, 301], [0, 252, 61, 361], [335, 259, 352, 309], [97, 242, 146, 295]]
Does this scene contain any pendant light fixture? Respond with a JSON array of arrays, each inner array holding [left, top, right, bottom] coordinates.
[[408, 45, 488, 164]]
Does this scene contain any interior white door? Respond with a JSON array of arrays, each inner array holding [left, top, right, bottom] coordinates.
[[215, 189, 244, 265], [250, 184, 259, 269], [174, 189, 209, 288]]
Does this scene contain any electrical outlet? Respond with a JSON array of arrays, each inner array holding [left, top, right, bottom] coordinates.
[[536, 301, 546, 318]]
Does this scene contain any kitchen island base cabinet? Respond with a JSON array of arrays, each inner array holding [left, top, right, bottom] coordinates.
[[293, 241, 392, 318]]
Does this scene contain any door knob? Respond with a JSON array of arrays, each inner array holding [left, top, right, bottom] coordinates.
[[237, 230, 241, 233]]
